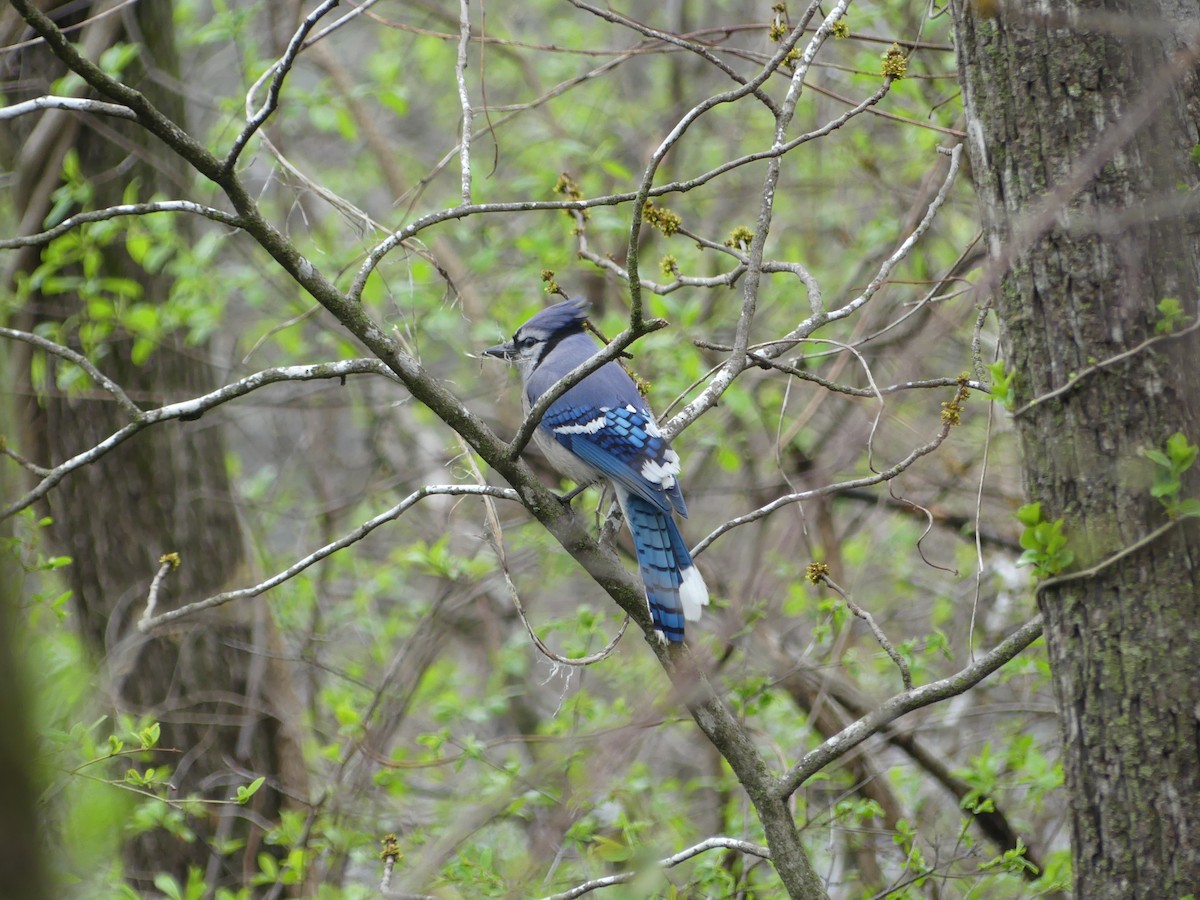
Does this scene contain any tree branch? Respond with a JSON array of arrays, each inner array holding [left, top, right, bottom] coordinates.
[[0, 94, 136, 121], [1, 360, 397, 519], [137, 484, 520, 632], [455, 0, 473, 203], [691, 404, 958, 557], [222, 0, 340, 177], [0, 326, 142, 417], [775, 617, 1044, 799], [540, 835, 771, 900], [0, 201, 243, 249]]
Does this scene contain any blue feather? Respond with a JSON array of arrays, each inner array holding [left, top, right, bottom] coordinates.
[[622, 492, 687, 642]]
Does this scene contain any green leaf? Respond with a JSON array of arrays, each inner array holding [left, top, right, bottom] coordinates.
[[592, 835, 632, 863], [1016, 549, 1040, 568], [1151, 480, 1180, 498], [236, 776, 266, 805], [153, 874, 184, 900], [1015, 503, 1042, 527], [1175, 498, 1200, 518], [1143, 448, 1171, 467], [1166, 431, 1197, 468]]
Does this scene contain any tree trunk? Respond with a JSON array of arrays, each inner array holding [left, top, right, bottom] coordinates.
[[951, 1, 1200, 896], [2, 2, 306, 891], [0, 467, 49, 900]]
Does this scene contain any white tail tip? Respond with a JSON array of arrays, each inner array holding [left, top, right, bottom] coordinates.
[[680, 565, 709, 621]]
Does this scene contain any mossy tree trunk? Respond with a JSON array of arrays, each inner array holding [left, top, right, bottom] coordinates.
[[2, 2, 306, 891], [951, 1, 1200, 896]]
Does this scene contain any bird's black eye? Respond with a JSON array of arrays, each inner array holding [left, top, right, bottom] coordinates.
[[515, 334, 537, 349]]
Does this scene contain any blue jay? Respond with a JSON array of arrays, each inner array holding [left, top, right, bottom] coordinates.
[[485, 298, 708, 643]]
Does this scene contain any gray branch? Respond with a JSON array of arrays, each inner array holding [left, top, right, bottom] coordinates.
[[222, 0, 339, 176], [138, 485, 520, 632], [0, 94, 136, 121], [775, 617, 1045, 798], [0, 201, 243, 249], [541, 835, 771, 900], [1, 360, 397, 520]]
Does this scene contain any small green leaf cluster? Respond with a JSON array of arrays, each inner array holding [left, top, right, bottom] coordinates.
[[1143, 431, 1200, 519], [1015, 503, 1074, 577], [1155, 297, 1190, 334], [987, 360, 1016, 410]]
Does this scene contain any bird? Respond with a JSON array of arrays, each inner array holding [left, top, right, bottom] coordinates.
[[484, 297, 709, 643]]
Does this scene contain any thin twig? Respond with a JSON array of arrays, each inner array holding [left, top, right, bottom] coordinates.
[[691, 399, 958, 557], [540, 836, 771, 900], [349, 78, 888, 302], [622, 0, 826, 328], [1013, 317, 1200, 417], [1, 359, 397, 520], [0, 201, 243, 249], [458, 432, 629, 664], [137, 485, 520, 632], [138, 553, 180, 631], [1036, 518, 1184, 595], [665, 143, 963, 443], [0, 440, 51, 477], [223, 0, 340, 177], [0, 326, 142, 417], [502, 572, 629, 666], [815, 573, 912, 690], [568, 0, 780, 116]]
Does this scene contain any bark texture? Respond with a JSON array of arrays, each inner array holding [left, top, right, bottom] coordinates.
[[2, 2, 306, 891], [951, 1, 1200, 896]]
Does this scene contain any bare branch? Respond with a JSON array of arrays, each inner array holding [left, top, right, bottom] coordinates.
[[657, 5, 854, 443], [460, 431, 629, 665], [502, 571, 629, 666], [137, 484, 520, 632], [1013, 316, 1200, 417], [540, 835, 771, 900], [820, 143, 963, 328], [1036, 518, 1185, 595], [0, 326, 142, 416], [0, 94, 136, 121], [0, 201, 243, 250], [568, 0, 780, 115], [1, 360, 397, 520], [695, 341, 988, 398], [814, 573, 912, 690], [775, 617, 1045, 798], [455, 0, 473, 203], [10, 0, 224, 181], [691, 404, 957, 557], [139, 553, 180, 631], [350, 80, 888, 301], [0, 440, 50, 477], [223, 0, 340, 177]]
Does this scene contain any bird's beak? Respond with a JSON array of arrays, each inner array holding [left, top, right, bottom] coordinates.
[[483, 341, 514, 360]]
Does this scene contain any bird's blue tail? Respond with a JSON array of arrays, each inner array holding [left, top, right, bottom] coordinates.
[[622, 492, 707, 642]]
